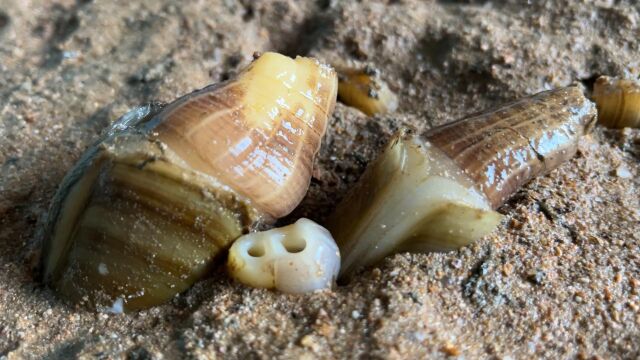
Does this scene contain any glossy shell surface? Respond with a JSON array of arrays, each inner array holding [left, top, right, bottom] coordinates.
[[328, 87, 596, 276], [426, 87, 596, 208], [592, 76, 640, 129], [41, 53, 338, 311]]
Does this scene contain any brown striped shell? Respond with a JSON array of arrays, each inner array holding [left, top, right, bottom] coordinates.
[[41, 52, 338, 311], [328, 87, 596, 277], [153, 54, 337, 218], [426, 87, 596, 209]]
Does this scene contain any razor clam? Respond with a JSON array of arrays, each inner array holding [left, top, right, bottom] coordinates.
[[41, 52, 338, 311], [593, 76, 640, 129], [327, 87, 597, 277], [337, 65, 398, 116]]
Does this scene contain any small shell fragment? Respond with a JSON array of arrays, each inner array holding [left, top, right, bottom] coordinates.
[[337, 66, 398, 116], [593, 76, 640, 128], [227, 218, 340, 293]]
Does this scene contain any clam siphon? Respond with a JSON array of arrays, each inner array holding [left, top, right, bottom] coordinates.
[[227, 218, 340, 293], [327, 87, 597, 277], [41, 52, 338, 311], [592, 76, 640, 129]]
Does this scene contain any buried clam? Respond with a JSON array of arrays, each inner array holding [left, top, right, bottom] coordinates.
[[337, 65, 398, 116], [592, 76, 640, 129], [41, 52, 338, 311], [327, 87, 597, 277]]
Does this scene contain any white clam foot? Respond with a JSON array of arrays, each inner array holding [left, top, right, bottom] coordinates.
[[227, 218, 340, 293]]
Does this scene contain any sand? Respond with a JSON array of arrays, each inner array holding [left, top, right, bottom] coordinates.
[[0, 0, 639, 358]]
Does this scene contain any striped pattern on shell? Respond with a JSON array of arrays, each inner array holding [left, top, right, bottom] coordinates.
[[426, 87, 596, 208]]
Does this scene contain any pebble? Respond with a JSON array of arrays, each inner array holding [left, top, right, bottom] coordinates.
[[615, 165, 632, 179], [451, 259, 462, 269], [300, 335, 319, 351], [441, 343, 461, 356], [502, 263, 514, 276], [527, 270, 546, 285]]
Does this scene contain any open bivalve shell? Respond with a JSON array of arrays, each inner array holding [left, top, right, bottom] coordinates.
[[41, 52, 338, 311], [328, 87, 596, 277]]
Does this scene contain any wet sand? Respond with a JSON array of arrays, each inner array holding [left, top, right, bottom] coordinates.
[[0, 1, 639, 358]]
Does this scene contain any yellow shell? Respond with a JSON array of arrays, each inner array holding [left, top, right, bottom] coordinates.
[[41, 52, 338, 311], [337, 66, 398, 116], [155, 53, 338, 218], [593, 76, 640, 129]]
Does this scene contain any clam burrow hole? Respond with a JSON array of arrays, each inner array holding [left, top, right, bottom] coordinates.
[[248, 243, 265, 257], [282, 237, 306, 253]]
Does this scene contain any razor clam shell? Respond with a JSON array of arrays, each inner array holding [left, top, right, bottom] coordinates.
[[41, 104, 164, 283], [328, 132, 501, 277], [336, 67, 398, 116], [152, 53, 338, 219], [41, 53, 338, 311], [426, 87, 596, 209], [328, 87, 595, 277], [41, 108, 264, 311], [592, 76, 640, 129]]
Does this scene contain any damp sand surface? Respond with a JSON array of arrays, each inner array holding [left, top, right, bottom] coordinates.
[[1, 1, 639, 358]]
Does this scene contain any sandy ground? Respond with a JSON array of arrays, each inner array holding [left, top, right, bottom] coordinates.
[[1, 0, 639, 358]]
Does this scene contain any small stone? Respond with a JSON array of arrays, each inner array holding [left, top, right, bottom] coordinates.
[[611, 309, 621, 322], [127, 346, 152, 360], [614, 273, 623, 283], [317, 323, 334, 337], [300, 335, 315, 348], [554, 247, 563, 256], [316, 309, 328, 319], [502, 263, 513, 276], [351, 310, 361, 319], [588, 235, 603, 245], [300, 334, 317, 350], [441, 342, 461, 356], [615, 165, 632, 179], [527, 270, 546, 285], [371, 268, 382, 279], [509, 218, 523, 230]]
